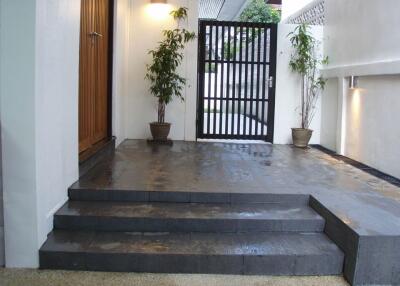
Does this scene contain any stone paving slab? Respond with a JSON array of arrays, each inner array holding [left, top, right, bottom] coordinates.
[[55, 201, 325, 232], [40, 230, 344, 275]]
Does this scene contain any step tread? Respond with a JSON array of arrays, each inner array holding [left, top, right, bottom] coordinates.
[[56, 201, 324, 222], [41, 230, 342, 257]]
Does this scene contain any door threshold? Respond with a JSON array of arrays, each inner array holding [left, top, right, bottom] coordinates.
[[79, 137, 116, 177]]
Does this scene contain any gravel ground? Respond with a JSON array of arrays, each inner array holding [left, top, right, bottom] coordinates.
[[0, 269, 349, 286]]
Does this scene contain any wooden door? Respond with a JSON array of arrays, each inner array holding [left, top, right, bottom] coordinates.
[[79, 0, 111, 153]]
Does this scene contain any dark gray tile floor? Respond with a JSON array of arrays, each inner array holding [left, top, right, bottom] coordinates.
[[71, 140, 400, 285], [73, 140, 400, 237], [54, 201, 325, 233], [40, 230, 344, 275]]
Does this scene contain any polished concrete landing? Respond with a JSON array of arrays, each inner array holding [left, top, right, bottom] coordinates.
[[69, 140, 400, 285]]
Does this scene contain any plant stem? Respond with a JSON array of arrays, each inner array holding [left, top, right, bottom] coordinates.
[[158, 100, 166, 123]]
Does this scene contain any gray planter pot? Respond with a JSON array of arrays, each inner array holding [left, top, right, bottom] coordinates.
[[292, 128, 313, 148], [150, 122, 171, 141]]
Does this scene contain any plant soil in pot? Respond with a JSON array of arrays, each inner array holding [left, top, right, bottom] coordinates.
[[292, 128, 313, 148], [150, 122, 171, 141]]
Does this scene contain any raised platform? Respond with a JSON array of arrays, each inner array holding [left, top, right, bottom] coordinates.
[[42, 140, 400, 285]]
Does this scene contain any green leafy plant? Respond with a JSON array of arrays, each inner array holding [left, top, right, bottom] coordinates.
[[288, 24, 328, 129], [239, 0, 281, 24], [145, 7, 196, 123]]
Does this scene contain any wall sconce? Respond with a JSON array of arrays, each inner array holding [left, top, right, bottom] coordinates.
[[147, 0, 171, 20], [349, 76, 359, 89]]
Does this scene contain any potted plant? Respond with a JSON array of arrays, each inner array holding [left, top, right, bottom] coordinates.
[[145, 7, 196, 141], [288, 24, 328, 147]]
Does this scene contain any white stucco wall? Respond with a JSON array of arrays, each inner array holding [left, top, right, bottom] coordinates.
[[0, 0, 81, 267], [113, 0, 132, 146], [122, 0, 198, 141], [345, 76, 400, 178], [0, 2, 5, 266], [274, 24, 323, 144], [320, 78, 338, 151], [324, 0, 400, 68], [320, 0, 400, 178]]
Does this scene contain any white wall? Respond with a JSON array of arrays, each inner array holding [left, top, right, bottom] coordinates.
[[0, 2, 4, 264], [123, 0, 198, 141], [320, 0, 400, 178], [113, 0, 132, 146], [1, 0, 39, 268], [324, 0, 400, 68], [274, 24, 323, 144], [0, 0, 81, 267], [320, 78, 338, 151], [345, 76, 400, 178], [281, 0, 314, 21]]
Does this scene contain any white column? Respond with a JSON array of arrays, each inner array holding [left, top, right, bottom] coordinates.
[[0, 0, 39, 267], [0, 0, 81, 267], [184, 0, 199, 141]]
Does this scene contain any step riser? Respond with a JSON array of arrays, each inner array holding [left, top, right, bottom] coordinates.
[[54, 216, 325, 233], [40, 252, 343, 275], [69, 189, 310, 206]]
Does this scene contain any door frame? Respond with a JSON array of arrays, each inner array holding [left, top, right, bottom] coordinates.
[[106, 0, 115, 139], [79, 0, 115, 160]]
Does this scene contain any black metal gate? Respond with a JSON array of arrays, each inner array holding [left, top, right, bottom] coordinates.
[[197, 21, 277, 142]]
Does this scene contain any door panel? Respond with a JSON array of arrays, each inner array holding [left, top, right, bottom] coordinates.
[[79, 0, 96, 152], [79, 0, 111, 154], [93, 0, 110, 143]]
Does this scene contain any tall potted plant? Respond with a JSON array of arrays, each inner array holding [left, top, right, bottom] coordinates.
[[145, 7, 196, 141], [288, 24, 328, 147]]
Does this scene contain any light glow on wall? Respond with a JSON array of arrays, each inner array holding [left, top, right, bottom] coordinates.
[[146, 3, 172, 21], [350, 89, 361, 119], [347, 85, 367, 159]]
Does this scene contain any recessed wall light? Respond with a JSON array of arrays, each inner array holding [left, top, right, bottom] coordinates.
[[151, 0, 167, 3]]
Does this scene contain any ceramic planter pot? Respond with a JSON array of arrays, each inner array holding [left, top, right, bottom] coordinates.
[[150, 122, 171, 141], [292, 128, 313, 148]]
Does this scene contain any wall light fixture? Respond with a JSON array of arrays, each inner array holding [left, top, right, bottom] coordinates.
[[146, 0, 171, 20], [349, 76, 359, 89]]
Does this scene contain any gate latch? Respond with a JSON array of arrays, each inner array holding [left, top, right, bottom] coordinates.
[[268, 76, 274, 88]]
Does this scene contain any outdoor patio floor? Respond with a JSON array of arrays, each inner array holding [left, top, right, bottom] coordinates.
[[72, 140, 400, 285]]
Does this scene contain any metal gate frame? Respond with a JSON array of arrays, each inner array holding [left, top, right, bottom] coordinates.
[[196, 21, 277, 142]]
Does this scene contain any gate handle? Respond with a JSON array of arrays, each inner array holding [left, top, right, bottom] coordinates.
[[268, 76, 274, 88]]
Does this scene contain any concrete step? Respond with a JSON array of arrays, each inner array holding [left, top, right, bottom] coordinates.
[[39, 230, 344, 275], [68, 188, 310, 205], [54, 201, 325, 233]]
